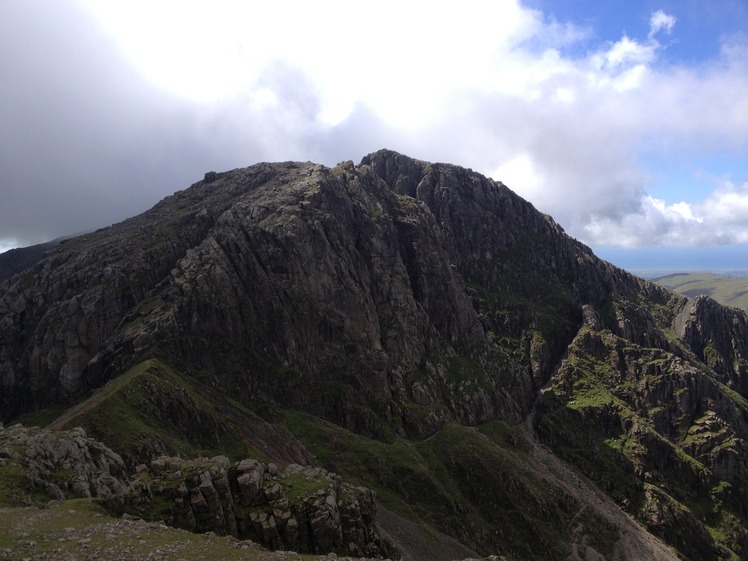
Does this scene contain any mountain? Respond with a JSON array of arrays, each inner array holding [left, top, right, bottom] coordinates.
[[2, 150, 748, 560], [0, 235, 76, 283], [653, 271, 748, 313]]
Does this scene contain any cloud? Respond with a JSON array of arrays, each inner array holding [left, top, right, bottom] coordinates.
[[649, 10, 676, 39], [584, 180, 748, 247], [1, 1, 747, 255]]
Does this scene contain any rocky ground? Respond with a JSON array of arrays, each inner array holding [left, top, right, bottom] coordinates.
[[0, 500, 506, 561], [0, 424, 388, 558], [0, 498, 379, 561]]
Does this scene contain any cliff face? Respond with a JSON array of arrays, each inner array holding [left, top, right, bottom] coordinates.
[[2, 149, 748, 560], [0, 151, 624, 428]]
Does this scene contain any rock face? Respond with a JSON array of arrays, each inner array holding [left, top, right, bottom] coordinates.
[[0, 424, 128, 503], [0, 237, 68, 283], [675, 295, 748, 394], [537, 320, 748, 559], [2, 149, 748, 560], [0, 151, 624, 430], [116, 456, 387, 557]]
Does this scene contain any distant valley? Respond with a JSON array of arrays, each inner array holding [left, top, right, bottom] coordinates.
[[650, 271, 748, 312]]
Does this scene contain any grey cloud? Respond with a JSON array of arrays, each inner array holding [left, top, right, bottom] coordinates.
[[0, 4, 319, 248], [3, 1, 748, 256], [1, 3, 187, 244]]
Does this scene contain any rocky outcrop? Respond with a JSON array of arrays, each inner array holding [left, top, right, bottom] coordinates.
[[537, 324, 748, 560], [0, 237, 69, 283], [112, 455, 387, 557], [675, 295, 748, 394], [0, 424, 127, 503], [0, 424, 386, 558], [0, 151, 646, 433]]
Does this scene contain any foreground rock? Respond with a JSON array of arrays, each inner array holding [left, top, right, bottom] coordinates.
[[0, 499, 407, 561], [0, 425, 388, 558], [115, 456, 389, 557], [0, 423, 127, 503]]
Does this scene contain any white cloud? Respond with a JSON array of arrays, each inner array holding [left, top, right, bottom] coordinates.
[[492, 153, 545, 201], [700, 180, 748, 227], [594, 36, 656, 69], [3, 1, 748, 251], [649, 10, 676, 39], [81, 0, 541, 127], [583, 181, 748, 247]]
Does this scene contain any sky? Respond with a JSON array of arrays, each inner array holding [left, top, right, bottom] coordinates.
[[2, 0, 748, 271]]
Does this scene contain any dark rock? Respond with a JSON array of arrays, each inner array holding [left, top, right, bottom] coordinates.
[[112, 455, 387, 556]]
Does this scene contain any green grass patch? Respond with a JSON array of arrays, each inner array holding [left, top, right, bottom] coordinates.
[[280, 471, 329, 503], [704, 508, 745, 561], [0, 461, 38, 506], [14, 403, 69, 428], [475, 419, 532, 454]]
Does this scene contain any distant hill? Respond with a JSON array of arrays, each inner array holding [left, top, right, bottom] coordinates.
[[652, 272, 748, 312], [0, 234, 82, 283]]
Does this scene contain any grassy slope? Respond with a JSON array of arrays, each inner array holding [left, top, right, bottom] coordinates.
[[46, 359, 276, 465], [11, 376, 592, 560], [284, 411, 622, 561], [653, 272, 748, 312]]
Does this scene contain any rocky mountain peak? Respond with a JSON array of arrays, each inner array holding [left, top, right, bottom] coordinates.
[[2, 151, 748, 560]]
